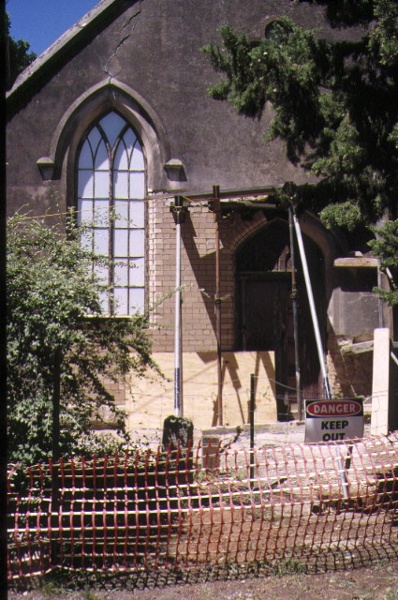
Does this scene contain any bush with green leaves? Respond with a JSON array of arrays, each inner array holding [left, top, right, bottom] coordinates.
[[7, 213, 155, 467]]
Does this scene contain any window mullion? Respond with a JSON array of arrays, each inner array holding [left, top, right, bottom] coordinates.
[[109, 146, 115, 316]]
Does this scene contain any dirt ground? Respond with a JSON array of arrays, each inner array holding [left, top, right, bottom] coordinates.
[[7, 561, 398, 600]]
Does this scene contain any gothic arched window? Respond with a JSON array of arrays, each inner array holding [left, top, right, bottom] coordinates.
[[77, 111, 146, 315]]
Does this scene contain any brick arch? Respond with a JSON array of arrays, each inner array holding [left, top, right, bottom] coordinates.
[[226, 211, 269, 254]]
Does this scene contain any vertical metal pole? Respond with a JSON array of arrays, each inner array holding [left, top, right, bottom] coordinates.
[[292, 202, 349, 500], [288, 207, 303, 420], [213, 185, 223, 426], [377, 266, 385, 328], [174, 196, 184, 417], [292, 209, 332, 400], [250, 374, 255, 485], [52, 348, 61, 492], [51, 347, 61, 564]]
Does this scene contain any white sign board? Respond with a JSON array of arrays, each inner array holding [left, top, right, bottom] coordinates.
[[305, 399, 364, 443]]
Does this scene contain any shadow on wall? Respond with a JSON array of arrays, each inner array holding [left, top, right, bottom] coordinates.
[[197, 351, 276, 426], [181, 209, 226, 337]]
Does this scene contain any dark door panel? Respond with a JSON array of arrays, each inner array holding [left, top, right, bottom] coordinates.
[[235, 220, 325, 418]]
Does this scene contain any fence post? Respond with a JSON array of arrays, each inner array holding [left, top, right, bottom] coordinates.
[[250, 374, 255, 486], [51, 347, 61, 565]]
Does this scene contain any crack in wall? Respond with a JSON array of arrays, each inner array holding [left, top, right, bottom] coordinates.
[[103, 3, 143, 78]]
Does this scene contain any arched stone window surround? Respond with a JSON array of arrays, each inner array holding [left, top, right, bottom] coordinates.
[[39, 79, 171, 196], [38, 80, 172, 316]]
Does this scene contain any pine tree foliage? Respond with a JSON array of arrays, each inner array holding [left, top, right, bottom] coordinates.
[[369, 220, 398, 305], [5, 12, 36, 90], [7, 214, 155, 466], [203, 0, 398, 303]]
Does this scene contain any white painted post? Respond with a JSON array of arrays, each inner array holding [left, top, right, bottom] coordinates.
[[371, 328, 390, 435], [172, 196, 187, 417], [174, 216, 182, 417]]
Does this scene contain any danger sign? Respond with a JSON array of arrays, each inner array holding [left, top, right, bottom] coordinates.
[[305, 399, 364, 443]]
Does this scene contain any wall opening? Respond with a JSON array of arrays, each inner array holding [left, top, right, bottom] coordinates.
[[235, 217, 326, 419]]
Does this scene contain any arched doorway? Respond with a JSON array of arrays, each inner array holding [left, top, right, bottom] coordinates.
[[235, 217, 325, 419]]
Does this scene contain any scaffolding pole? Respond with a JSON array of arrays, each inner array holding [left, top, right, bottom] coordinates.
[[288, 206, 303, 419], [172, 196, 187, 417], [213, 185, 223, 426], [292, 208, 332, 400]]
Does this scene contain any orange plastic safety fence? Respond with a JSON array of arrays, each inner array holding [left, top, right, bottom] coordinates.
[[7, 434, 398, 581]]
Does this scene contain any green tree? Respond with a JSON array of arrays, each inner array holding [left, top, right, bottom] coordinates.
[[368, 220, 398, 305], [7, 213, 155, 467], [6, 11, 36, 90], [203, 0, 398, 300]]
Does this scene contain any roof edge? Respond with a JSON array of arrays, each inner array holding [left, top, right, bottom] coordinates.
[[7, 0, 121, 99]]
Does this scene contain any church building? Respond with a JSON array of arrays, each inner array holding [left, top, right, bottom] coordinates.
[[7, 0, 391, 431]]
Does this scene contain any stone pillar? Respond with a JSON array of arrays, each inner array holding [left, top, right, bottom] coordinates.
[[162, 415, 193, 451]]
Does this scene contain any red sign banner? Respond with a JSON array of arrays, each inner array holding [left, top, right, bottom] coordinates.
[[305, 398, 364, 443], [306, 400, 363, 418]]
